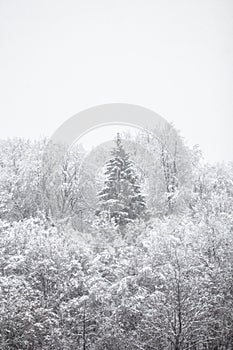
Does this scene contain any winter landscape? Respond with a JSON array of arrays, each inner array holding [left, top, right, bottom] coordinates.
[[0, 123, 232, 350]]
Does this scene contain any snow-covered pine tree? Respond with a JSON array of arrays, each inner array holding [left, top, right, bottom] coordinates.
[[97, 133, 147, 226]]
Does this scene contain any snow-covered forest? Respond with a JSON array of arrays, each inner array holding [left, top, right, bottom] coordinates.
[[0, 125, 233, 350]]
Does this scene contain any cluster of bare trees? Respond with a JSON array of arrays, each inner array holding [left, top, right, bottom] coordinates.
[[0, 203, 232, 350]]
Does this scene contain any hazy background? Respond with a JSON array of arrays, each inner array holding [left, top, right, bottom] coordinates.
[[0, 0, 232, 162]]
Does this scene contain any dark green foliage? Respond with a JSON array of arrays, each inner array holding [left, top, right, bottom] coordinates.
[[97, 134, 147, 226]]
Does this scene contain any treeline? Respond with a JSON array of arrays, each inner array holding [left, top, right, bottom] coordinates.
[[0, 135, 232, 349], [0, 126, 196, 226]]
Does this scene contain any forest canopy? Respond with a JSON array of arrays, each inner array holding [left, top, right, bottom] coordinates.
[[0, 126, 232, 350]]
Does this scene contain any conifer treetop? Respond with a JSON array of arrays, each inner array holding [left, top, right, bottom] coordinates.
[[97, 133, 147, 226]]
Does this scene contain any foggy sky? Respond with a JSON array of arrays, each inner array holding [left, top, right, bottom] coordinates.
[[0, 0, 233, 162]]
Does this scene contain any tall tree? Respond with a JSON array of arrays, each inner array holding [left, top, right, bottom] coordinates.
[[97, 133, 147, 226]]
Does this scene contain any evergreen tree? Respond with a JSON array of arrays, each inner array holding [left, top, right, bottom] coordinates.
[[97, 133, 147, 226]]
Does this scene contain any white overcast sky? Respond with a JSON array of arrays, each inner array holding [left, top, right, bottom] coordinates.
[[0, 0, 233, 162]]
